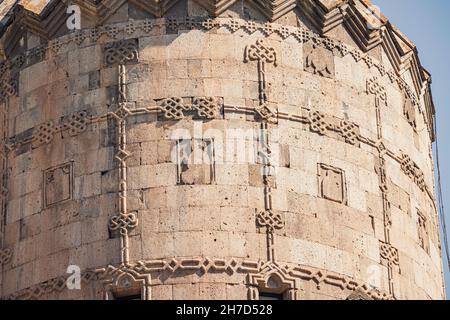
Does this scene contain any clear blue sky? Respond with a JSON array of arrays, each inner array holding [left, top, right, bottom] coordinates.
[[372, 0, 450, 298]]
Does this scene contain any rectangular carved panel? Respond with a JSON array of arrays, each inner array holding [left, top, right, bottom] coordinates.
[[176, 138, 215, 185], [318, 163, 347, 205], [304, 43, 335, 79], [417, 210, 430, 254], [44, 162, 74, 208]]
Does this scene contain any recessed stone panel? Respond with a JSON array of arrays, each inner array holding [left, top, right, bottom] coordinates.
[[43, 162, 74, 208]]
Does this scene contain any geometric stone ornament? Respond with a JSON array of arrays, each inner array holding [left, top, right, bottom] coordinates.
[[247, 261, 298, 300], [158, 97, 223, 120], [339, 120, 359, 145], [367, 76, 387, 107], [244, 39, 278, 123], [105, 39, 139, 66], [43, 162, 74, 208], [400, 153, 426, 191], [309, 111, 328, 135], [32, 111, 89, 147], [379, 241, 400, 267], [318, 163, 347, 205]]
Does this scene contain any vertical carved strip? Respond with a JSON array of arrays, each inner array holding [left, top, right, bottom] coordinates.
[[368, 77, 397, 297], [108, 65, 138, 265], [244, 39, 278, 123], [245, 40, 282, 263]]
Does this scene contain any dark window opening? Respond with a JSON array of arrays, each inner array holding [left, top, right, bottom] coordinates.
[[114, 293, 142, 300], [259, 292, 284, 300]]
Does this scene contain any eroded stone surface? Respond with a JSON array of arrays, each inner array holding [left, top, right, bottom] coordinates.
[[0, 0, 444, 301]]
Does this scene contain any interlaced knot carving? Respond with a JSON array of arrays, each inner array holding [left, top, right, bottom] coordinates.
[[255, 104, 277, 123], [257, 210, 284, 231], [400, 154, 426, 191], [309, 111, 328, 135], [192, 97, 220, 119], [380, 241, 400, 266], [105, 39, 139, 65], [159, 97, 190, 120], [367, 77, 387, 107], [33, 111, 89, 146], [64, 111, 88, 136], [244, 39, 278, 65], [339, 120, 359, 145], [158, 97, 222, 120], [109, 212, 139, 236], [35, 121, 56, 145]]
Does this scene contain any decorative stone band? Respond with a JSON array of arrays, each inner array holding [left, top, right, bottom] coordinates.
[[0, 247, 12, 265], [399, 154, 426, 191], [0, 77, 17, 103], [5, 100, 435, 203], [7, 110, 92, 150], [0, 17, 427, 132], [3, 257, 393, 300], [156, 96, 223, 120]]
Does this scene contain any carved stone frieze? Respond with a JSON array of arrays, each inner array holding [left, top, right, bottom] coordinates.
[[157, 96, 223, 120], [5, 257, 393, 300], [105, 39, 139, 66]]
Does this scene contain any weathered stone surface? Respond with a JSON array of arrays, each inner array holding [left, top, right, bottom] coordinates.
[[0, 0, 444, 301]]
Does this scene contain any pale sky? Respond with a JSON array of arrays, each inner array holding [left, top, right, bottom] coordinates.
[[372, 0, 450, 299]]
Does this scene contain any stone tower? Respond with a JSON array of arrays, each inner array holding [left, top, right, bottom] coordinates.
[[0, 0, 445, 300]]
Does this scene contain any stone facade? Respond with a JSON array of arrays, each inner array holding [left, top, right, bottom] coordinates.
[[0, 0, 445, 300]]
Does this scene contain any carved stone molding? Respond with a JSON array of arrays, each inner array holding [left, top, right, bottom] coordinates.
[[4, 257, 393, 300], [308, 111, 360, 146], [157, 96, 223, 120], [0, 16, 431, 136], [400, 154, 426, 191], [8, 110, 90, 149], [247, 261, 298, 300], [99, 265, 151, 300], [244, 39, 278, 124]]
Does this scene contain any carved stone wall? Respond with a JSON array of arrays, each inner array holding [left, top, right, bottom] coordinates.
[[0, 0, 445, 300]]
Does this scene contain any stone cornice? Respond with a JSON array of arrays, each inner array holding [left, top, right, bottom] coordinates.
[[0, 15, 437, 142], [0, 1, 436, 139]]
